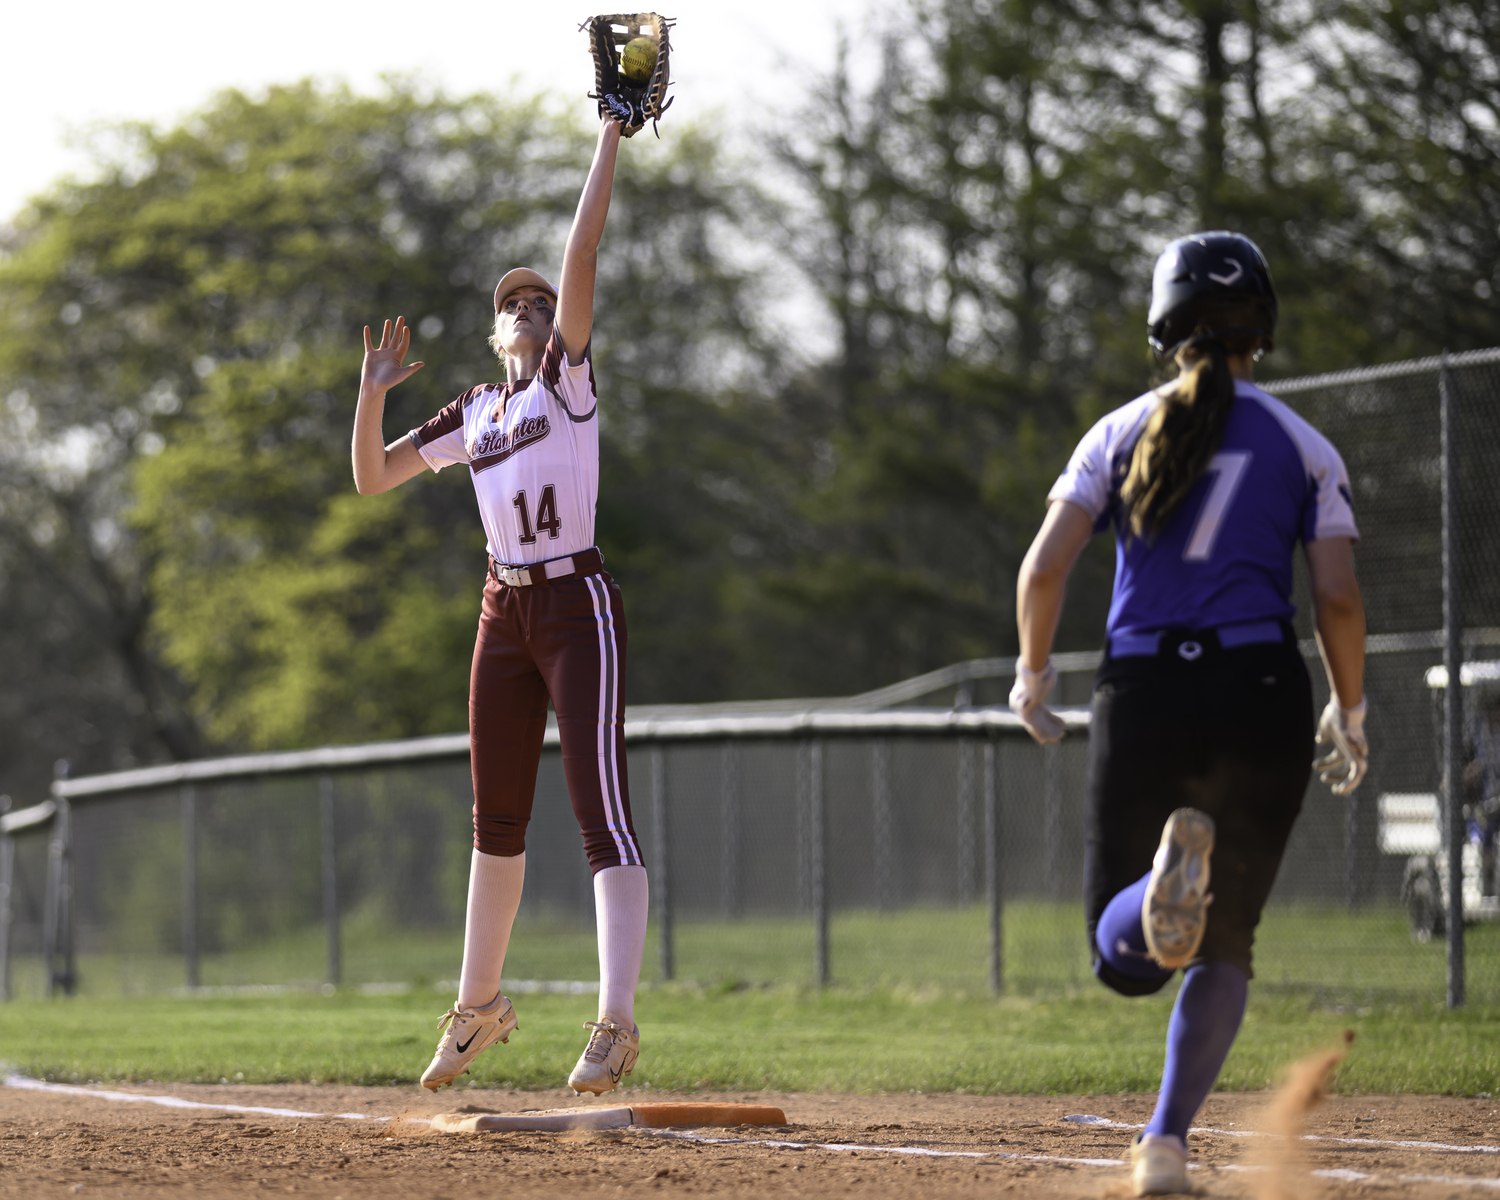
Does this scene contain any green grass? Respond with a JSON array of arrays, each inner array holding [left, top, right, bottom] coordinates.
[[7, 901, 1497, 1097], [1, 984, 1498, 1096], [15, 900, 1497, 1003]]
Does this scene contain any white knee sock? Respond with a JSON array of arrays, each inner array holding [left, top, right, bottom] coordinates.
[[594, 864, 649, 1028], [457, 850, 526, 1009]]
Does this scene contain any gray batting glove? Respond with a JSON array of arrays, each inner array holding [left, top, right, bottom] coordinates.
[[1314, 697, 1368, 795], [1009, 660, 1065, 745]]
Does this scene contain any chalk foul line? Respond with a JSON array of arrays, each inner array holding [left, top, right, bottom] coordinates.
[[2, 1072, 395, 1123], [1218, 1164, 1500, 1191]]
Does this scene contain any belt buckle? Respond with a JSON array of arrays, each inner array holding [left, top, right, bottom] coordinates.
[[500, 565, 530, 587]]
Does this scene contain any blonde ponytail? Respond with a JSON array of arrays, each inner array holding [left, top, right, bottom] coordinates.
[[1121, 340, 1237, 541]]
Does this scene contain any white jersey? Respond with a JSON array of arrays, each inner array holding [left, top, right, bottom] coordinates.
[[409, 329, 600, 565]]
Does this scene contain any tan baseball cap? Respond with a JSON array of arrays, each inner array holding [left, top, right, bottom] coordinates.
[[494, 267, 558, 313]]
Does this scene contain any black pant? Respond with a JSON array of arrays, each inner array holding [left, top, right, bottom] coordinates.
[[1084, 629, 1313, 992]]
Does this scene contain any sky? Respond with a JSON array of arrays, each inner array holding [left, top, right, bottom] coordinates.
[[4, 0, 882, 223]]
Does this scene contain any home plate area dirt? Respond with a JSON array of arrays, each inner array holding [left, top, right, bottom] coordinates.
[[2, 1081, 1498, 1198]]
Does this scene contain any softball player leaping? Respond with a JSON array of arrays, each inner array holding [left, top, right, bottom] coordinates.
[[1010, 233, 1368, 1196], [351, 114, 647, 1095]]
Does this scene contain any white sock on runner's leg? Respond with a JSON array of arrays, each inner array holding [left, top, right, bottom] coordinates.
[[457, 849, 526, 1009], [594, 864, 648, 1027]]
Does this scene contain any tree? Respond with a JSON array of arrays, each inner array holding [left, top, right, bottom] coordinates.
[[738, 0, 1500, 694], [743, 2, 1162, 692]]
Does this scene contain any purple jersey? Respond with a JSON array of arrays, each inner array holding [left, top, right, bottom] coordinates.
[[1048, 380, 1359, 637]]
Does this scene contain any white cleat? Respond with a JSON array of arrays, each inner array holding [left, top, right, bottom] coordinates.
[[1142, 807, 1215, 970], [419, 993, 518, 1091], [567, 1019, 639, 1095], [1130, 1132, 1192, 1195]]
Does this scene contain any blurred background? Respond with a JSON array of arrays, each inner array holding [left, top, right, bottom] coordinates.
[[2, 1, 1499, 1004]]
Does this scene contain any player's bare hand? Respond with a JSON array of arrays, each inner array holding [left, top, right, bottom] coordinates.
[[361, 317, 425, 394]]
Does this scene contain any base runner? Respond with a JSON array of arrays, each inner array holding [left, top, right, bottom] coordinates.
[[1010, 232, 1369, 1195], [350, 112, 647, 1095]]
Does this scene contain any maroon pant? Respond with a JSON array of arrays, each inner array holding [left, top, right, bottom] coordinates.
[[469, 568, 641, 871]]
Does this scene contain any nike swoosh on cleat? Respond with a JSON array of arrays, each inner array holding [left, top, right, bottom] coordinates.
[[456, 1033, 477, 1054]]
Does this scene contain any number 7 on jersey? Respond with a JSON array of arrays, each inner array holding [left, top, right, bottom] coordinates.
[[1182, 451, 1252, 562]]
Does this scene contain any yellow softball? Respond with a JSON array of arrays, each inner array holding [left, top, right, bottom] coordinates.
[[620, 36, 658, 84]]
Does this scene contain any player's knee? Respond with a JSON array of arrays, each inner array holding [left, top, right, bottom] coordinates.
[[1090, 911, 1173, 995], [474, 816, 527, 858]]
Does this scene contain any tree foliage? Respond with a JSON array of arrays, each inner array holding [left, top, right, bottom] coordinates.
[[747, 0, 1500, 697]]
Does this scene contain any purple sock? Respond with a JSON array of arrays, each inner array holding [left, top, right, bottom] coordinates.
[[1145, 961, 1249, 1142], [1095, 872, 1173, 982]]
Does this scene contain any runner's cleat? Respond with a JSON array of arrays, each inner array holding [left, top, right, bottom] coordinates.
[[1130, 1132, 1191, 1195], [1142, 808, 1215, 969], [567, 1019, 639, 1095], [420, 993, 518, 1091]]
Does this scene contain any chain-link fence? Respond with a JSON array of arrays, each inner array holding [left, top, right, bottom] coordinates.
[[0, 716, 1102, 1001], [3, 348, 1499, 1006], [1265, 348, 1500, 1005]]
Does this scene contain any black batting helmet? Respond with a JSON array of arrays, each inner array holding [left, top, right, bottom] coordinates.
[[1147, 231, 1277, 357]]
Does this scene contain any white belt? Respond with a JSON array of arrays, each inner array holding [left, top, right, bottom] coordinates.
[[490, 547, 603, 588]]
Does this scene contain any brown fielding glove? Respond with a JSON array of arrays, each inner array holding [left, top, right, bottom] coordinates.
[[581, 13, 674, 138]]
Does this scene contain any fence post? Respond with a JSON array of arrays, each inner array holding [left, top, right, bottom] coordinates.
[[44, 761, 75, 998], [811, 740, 828, 986], [44, 803, 75, 997], [182, 785, 198, 990], [319, 774, 340, 989], [984, 739, 1001, 994], [720, 743, 740, 919], [957, 740, 977, 904], [872, 740, 893, 910], [797, 742, 811, 911], [1440, 355, 1465, 1008], [42, 814, 57, 995], [62, 797, 75, 996], [652, 746, 673, 981], [0, 796, 11, 1003]]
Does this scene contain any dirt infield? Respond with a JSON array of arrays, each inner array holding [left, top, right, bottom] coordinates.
[[1, 1079, 1497, 1198]]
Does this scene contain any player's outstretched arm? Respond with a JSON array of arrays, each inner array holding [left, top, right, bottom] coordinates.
[[555, 117, 623, 364], [353, 316, 428, 495]]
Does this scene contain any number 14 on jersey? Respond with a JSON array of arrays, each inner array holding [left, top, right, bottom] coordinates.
[[513, 486, 561, 544]]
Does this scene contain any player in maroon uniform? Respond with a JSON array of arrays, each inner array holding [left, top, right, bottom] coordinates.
[[351, 113, 645, 1095]]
